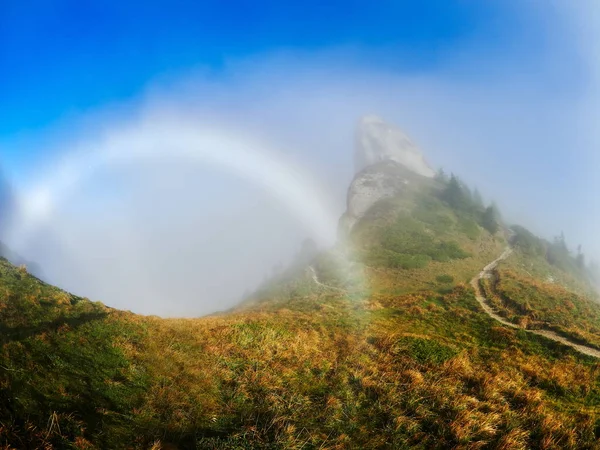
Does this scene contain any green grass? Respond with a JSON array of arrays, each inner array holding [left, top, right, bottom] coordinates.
[[392, 336, 458, 364], [359, 205, 472, 270], [3, 257, 600, 449], [436, 274, 454, 284], [2, 184, 600, 449], [483, 265, 600, 349]]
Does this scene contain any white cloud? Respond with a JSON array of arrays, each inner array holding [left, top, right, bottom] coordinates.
[[4, 1, 600, 315]]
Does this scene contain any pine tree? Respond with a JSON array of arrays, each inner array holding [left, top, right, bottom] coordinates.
[[481, 205, 499, 234], [461, 182, 474, 205], [435, 168, 448, 183], [555, 232, 568, 254], [442, 174, 465, 210]]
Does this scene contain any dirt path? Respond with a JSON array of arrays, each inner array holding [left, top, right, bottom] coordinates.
[[308, 266, 346, 292], [470, 247, 600, 359]]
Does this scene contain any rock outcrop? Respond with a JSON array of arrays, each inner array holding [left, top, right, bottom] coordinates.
[[339, 116, 435, 235], [354, 115, 435, 177]]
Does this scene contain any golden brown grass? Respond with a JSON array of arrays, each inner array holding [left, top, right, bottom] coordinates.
[[479, 266, 600, 349], [2, 187, 600, 448], [2, 260, 600, 449], [80, 284, 599, 449]]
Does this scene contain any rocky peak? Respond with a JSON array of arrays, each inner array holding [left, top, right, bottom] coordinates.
[[339, 116, 436, 236], [354, 115, 435, 178]]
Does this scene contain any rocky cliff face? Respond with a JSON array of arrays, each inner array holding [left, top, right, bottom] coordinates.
[[339, 116, 435, 235], [354, 115, 435, 177]]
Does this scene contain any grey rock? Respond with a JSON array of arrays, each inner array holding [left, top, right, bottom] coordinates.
[[354, 115, 435, 178], [340, 116, 435, 236]]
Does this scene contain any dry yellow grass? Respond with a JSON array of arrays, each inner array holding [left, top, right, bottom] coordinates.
[[2, 183, 600, 448]]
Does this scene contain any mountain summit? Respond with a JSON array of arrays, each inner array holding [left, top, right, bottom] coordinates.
[[2, 117, 600, 449], [354, 115, 435, 177], [340, 116, 436, 235]]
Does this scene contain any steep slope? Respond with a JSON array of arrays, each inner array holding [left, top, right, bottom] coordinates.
[[2, 118, 600, 449], [472, 247, 600, 358], [340, 117, 435, 235], [354, 115, 435, 177], [0, 259, 149, 448], [479, 247, 600, 352]]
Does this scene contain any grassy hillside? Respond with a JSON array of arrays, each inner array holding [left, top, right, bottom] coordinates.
[[2, 176, 600, 449], [478, 253, 600, 350], [348, 178, 506, 297]]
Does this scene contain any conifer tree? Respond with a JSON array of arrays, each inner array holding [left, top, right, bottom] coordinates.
[[442, 174, 465, 210], [481, 204, 499, 234]]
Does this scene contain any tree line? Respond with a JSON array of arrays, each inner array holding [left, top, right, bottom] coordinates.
[[436, 170, 500, 235], [436, 169, 596, 285]]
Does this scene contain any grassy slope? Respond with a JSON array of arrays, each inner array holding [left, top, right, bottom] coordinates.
[[2, 183, 600, 449], [479, 252, 600, 350]]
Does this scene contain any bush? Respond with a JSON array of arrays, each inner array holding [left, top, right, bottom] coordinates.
[[481, 205, 500, 234], [436, 274, 454, 284], [431, 241, 470, 261], [386, 253, 431, 269], [365, 248, 431, 269], [510, 225, 546, 256], [393, 337, 457, 364], [380, 214, 470, 264], [413, 195, 454, 232], [458, 216, 480, 240]]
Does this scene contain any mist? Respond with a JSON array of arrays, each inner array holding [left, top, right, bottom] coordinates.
[[1, 1, 599, 316], [0, 169, 15, 236]]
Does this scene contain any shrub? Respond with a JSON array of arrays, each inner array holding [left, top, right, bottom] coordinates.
[[364, 248, 431, 269], [375, 213, 470, 267], [481, 205, 500, 234], [458, 216, 480, 240], [436, 274, 454, 284], [393, 337, 457, 364], [510, 225, 546, 256], [431, 241, 470, 261]]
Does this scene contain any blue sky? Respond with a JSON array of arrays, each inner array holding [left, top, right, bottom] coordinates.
[[1, 1, 536, 141], [1, 0, 599, 315]]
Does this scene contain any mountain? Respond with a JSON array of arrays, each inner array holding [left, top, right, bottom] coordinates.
[[354, 115, 435, 177], [2, 118, 600, 449], [339, 116, 435, 235]]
